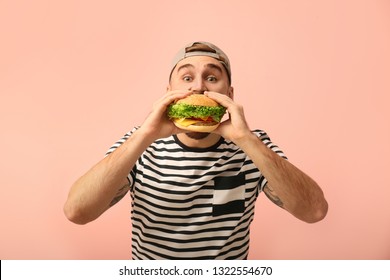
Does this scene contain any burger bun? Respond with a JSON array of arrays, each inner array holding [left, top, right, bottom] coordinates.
[[176, 94, 219, 107], [173, 121, 220, 133]]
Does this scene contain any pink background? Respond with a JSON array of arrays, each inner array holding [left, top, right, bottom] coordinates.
[[1, 0, 389, 259]]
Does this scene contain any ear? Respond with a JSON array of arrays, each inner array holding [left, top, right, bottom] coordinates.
[[228, 86, 234, 100], [166, 84, 171, 92]]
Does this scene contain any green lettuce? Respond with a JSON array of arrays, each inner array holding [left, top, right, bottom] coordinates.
[[167, 103, 226, 122]]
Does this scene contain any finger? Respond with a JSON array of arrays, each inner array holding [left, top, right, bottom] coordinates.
[[204, 91, 234, 108], [165, 89, 194, 98], [153, 90, 191, 111], [212, 118, 231, 138], [161, 90, 193, 106]]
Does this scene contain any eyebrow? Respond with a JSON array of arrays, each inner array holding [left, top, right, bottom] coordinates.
[[176, 63, 223, 74], [176, 63, 194, 73], [205, 63, 223, 74]]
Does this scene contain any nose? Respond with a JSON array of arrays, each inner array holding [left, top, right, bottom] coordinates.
[[189, 77, 207, 94]]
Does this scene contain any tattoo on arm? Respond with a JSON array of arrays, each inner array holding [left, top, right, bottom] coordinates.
[[263, 184, 284, 208], [109, 183, 130, 207]]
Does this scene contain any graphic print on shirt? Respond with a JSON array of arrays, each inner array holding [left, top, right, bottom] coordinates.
[[213, 173, 246, 216]]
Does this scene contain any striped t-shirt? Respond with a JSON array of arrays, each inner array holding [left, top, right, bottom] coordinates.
[[106, 128, 287, 259]]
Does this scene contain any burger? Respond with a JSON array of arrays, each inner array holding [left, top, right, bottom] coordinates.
[[167, 94, 227, 133]]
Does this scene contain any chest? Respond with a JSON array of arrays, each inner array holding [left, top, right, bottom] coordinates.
[[132, 147, 262, 217]]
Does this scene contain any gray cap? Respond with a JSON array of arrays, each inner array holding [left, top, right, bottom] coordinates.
[[170, 41, 231, 83]]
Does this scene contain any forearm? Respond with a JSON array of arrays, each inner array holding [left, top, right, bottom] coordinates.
[[236, 133, 328, 223], [64, 129, 155, 224]]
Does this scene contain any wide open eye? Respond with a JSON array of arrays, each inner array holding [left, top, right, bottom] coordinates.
[[183, 75, 193, 82], [207, 76, 217, 82]]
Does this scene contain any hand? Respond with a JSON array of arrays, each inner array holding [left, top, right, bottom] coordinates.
[[205, 91, 252, 142], [138, 90, 192, 140]]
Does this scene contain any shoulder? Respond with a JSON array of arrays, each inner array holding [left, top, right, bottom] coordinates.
[[105, 126, 140, 156], [251, 129, 270, 140], [251, 129, 288, 160]]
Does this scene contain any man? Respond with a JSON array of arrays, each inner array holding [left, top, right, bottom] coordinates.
[[64, 41, 328, 259]]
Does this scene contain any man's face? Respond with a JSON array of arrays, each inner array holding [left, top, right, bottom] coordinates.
[[168, 56, 233, 140], [168, 55, 233, 97]]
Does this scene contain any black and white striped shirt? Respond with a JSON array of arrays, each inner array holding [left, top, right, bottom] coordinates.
[[106, 128, 287, 259]]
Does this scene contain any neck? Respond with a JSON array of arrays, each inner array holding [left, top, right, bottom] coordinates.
[[176, 133, 222, 148]]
